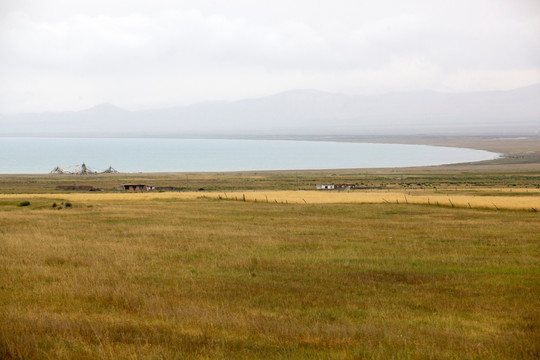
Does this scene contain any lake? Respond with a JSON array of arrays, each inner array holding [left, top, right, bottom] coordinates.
[[0, 137, 499, 174]]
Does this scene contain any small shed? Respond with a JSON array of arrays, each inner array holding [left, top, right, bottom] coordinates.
[[122, 184, 155, 191], [316, 184, 335, 190]]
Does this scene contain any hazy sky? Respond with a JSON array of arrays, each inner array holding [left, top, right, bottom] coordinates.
[[1, 0, 539, 114]]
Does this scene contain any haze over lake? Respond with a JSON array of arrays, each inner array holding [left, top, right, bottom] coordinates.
[[0, 138, 499, 174]]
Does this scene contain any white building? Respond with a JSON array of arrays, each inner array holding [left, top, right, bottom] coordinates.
[[316, 184, 335, 190]]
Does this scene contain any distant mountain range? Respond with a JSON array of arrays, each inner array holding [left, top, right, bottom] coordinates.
[[1, 84, 539, 136]]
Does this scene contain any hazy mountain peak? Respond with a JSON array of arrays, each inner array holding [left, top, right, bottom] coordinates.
[[84, 103, 126, 113], [267, 89, 338, 99], [275, 88, 330, 96]]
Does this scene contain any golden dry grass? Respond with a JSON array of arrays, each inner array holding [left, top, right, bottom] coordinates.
[[2, 189, 539, 210]]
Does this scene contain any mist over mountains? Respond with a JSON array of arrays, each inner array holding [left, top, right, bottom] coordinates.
[[1, 84, 539, 137]]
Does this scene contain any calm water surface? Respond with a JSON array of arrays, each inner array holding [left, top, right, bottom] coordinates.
[[0, 137, 499, 174]]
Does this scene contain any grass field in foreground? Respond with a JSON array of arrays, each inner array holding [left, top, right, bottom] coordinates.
[[0, 197, 539, 359]]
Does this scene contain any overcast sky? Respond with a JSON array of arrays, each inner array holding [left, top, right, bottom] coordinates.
[[1, 0, 539, 114]]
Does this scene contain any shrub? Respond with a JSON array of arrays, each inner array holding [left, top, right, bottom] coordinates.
[[52, 202, 57, 208], [18, 201, 30, 207], [65, 202, 72, 208]]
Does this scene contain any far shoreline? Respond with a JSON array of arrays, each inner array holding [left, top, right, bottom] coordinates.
[[1, 132, 537, 151]]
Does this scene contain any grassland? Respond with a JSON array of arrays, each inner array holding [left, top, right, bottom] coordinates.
[[0, 135, 539, 359], [0, 192, 539, 359], [1, 167, 540, 194]]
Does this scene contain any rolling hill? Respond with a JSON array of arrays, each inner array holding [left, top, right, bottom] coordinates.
[[1, 84, 539, 136]]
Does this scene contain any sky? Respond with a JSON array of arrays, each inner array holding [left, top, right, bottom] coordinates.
[[1, 0, 539, 114]]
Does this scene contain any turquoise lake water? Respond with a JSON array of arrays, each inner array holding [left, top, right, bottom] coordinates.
[[0, 137, 499, 174]]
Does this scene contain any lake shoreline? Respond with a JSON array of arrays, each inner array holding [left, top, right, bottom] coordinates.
[[0, 137, 501, 175], [1, 134, 539, 175]]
